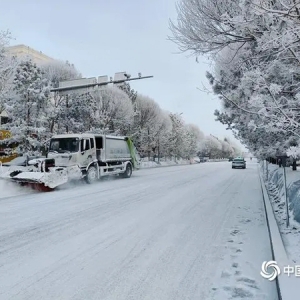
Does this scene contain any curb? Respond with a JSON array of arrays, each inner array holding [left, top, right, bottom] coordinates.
[[258, 167, 298, 299]]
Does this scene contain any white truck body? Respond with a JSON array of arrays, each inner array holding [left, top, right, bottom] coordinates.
[[46, 133, 136, 183], [97, 135, 131, 162]]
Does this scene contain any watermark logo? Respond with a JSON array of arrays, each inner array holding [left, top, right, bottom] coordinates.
[[261, 261, 300, 280], [260, 261, 281, 281]]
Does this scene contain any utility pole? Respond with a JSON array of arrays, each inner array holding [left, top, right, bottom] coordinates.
[[282, 156, 290, 228], [148, 127, 150, 161], [157, 136, 160, 163], [66, 94, 69, 133]]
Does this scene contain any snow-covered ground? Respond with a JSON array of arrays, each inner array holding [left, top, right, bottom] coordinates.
[[0, 178, 37, 198], [0, 160, 278, 299]]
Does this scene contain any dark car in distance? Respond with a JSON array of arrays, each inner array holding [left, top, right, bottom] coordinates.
[[232, 157, 246, 169]]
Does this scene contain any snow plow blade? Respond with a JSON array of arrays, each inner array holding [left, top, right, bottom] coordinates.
[[0, 165, 69, 192], [8, 171, 68, 191]]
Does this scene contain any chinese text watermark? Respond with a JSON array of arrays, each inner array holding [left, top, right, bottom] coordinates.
[[261, 261, 300, 281]]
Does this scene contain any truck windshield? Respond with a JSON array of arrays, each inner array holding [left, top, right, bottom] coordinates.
[[49, 138, 79, 153]]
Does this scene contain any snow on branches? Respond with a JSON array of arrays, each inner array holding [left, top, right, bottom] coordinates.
[[0, 35, 241, 158], [5, 60, 50, 152], [170, 0, 300, 159]]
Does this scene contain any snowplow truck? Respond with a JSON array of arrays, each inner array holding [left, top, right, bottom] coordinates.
[[0, 134, 140, 191]]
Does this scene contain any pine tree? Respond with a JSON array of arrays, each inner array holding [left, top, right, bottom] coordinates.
[[6, 60, 50, 153]]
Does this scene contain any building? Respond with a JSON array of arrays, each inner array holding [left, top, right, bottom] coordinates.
[[0, 44, 55, 126], [5, 44, 55, 64]]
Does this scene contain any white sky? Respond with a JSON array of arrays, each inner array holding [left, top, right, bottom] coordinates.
[[1, 0, 246, 150]]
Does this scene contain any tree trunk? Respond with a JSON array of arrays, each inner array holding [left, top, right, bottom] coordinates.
[[293, 159, 297, 171], [278, 159, 282, 168], [50, 119, 55, 133]]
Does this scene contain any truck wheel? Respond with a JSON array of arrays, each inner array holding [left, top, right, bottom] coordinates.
[[85, 165, 98, 184], [122, 163, 132, 178]]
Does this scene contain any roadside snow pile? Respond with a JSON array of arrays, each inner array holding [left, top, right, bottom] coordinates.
[[138, 157, 228, 168], [262, 163, 300, 262], [288, 180, 300, 223], [267, 168, 287, 227], [139, 159, 195, 168], [140, 161, 158, 168]]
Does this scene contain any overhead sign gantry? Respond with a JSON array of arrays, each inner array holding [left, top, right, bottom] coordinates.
[[50, 72, 154, 95]]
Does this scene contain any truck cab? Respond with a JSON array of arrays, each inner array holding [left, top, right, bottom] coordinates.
[[48, 134, 97, 169]]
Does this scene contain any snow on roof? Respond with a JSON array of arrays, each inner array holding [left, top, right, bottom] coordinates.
[[51, 134, 127, 140]]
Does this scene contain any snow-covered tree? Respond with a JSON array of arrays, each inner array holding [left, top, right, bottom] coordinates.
[[224, 137, 240, 157], [169, 0, 251, 57], [87, 86, 134, 135], [152, 111, 172, 160], [0, 31, 17, 116], [205, 135, 223, 158], [41, 60, 82, 89], [166, 113, 187, 159], [170, 0, 300, 160], [40, 60, 81, 133], [182, 124, 205, 159], [117, 82, 137, 104], [5, 60, 50, 152], [131, 94, 165, 157]]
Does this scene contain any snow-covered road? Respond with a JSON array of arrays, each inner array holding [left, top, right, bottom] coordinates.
[[0, 161, 278, 299]]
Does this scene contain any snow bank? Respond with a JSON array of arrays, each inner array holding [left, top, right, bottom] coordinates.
[[261, 163, 300, 263], [259, 165, 299, 299], [288, 180, 300, 223], [207, 158, 228, 162], [139, 158, 227, 169], [139, 159, 195, 169], [268, 165, 300, 225]]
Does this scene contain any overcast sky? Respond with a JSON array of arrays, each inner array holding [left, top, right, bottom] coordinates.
[[1, 0, 246, 150]]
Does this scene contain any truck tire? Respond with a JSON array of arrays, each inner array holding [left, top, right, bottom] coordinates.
[[85, 165, 98, 184], [122, 163, 132, 178]]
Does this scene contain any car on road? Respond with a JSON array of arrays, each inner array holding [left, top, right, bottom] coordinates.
[[232, 157, 246, 169]]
